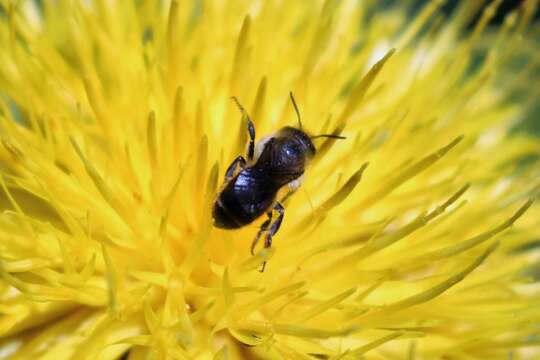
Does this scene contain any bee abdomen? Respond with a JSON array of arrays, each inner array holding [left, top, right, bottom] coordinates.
[[212, 198, 250, 229]]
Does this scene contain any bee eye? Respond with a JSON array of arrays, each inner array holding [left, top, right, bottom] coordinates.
[[283, 143, 301, 158], [284, 147, 296, 156]]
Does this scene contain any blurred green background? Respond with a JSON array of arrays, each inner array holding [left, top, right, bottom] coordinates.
[[412, 0, 540, 135]]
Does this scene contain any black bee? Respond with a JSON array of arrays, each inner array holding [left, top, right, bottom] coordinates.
[[212, 93, 344, 271]]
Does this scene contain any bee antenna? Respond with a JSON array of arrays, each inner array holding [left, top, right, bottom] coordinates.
[[310, 134, 347, 140], [231, 96, 249, 119], [289, 92, 303, 129]]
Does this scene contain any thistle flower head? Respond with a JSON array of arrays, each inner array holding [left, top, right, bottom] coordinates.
[[1, 1, 540, 359]]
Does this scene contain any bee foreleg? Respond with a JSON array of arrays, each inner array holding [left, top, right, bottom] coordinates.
[[280, 175, 303, 203], [251, 211, 272, 255], [224, 155, 247, 181]]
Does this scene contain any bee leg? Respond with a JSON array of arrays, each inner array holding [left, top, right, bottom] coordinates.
[[260, 202, 285, 272], [280, 190, 294, 204], [224, 156, 246, 181], [279, 175, 303, 204], [265, 203, 285, 247], [231, 96, 256, 161], [251, 211, 272, 255], [246, 119, 256, 161]]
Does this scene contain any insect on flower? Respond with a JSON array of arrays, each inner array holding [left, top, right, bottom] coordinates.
[[212, 93, 346, 271]]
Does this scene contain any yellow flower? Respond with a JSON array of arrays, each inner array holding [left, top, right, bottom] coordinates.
[[1, 0, 539, 359]]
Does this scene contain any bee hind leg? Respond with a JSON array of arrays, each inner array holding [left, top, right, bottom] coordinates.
[[251, 211, 272, 255], [260, 202, 285, 272]]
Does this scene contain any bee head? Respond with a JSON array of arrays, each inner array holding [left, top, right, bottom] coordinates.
[[287, 92, 346, 156], [276, 126, 316, 159]]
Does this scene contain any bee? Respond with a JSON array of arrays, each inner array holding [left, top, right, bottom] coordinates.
[[212, 93, 345, 271]]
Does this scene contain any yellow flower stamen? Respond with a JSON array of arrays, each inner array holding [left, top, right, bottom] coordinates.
[[0, 1, 539, 358]]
